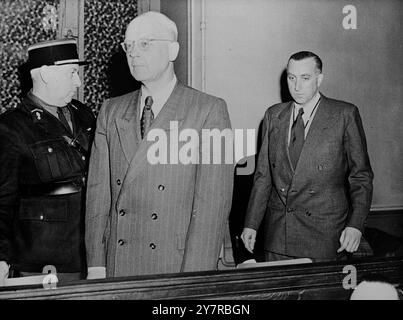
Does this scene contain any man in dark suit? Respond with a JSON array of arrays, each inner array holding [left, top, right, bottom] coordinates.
[[0, 39, 95, 285], [85, 12, 233, 279], [241, 51, 373, 262]]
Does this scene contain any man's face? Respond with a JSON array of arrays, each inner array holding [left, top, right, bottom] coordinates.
[[48, 64, 81, 106], [124, 19, 174, 83], [287, 58, 323, 105]]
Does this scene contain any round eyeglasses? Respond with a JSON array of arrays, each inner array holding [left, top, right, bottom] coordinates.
[[121, 38, 173, 53]]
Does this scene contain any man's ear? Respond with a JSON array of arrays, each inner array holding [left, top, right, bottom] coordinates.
[[317, 73, 324, 87], [39, 65, 52, 84], [168, 41, 180, 62]]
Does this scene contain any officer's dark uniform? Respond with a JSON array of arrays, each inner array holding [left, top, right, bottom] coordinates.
[[0, 92, 95, 275]]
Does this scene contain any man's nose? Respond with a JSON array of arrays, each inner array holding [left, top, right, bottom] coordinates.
[[74, 73, 82, 88], [295, 79, 302, 91], [128, 44, 141, 58]]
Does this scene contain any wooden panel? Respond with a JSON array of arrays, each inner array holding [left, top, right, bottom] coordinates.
[[160, 0, 190, 85], [138, 0, 160, 14], [58, 0, 84, 101], [0, 257, 401, 300]]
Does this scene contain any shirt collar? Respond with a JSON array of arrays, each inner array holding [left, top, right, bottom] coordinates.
[[293, 91, 321, 119], [140, 75, 177, 117], [26, 90, 58, 117]]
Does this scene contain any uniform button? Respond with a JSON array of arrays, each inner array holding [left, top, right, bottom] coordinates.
[[149, 243, 156, 249], [81, 155, 86, 161], [48, 147, 53, 153], [117, 179, 121, 185], [119, 209, 126, 216], [151, 213, 158, 220], [118, 239, 125, 246], [158, 185, 165, 191]]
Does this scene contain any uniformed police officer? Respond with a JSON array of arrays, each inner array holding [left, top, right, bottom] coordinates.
[[0, 39, 95, 285]]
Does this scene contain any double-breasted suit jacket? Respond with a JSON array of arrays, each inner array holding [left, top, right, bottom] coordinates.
[[244, 95, 373, 259], [85, 82, 234, 277]]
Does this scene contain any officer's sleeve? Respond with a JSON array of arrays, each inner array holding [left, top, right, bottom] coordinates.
[[85, 100, 111, 268], [181, 98, 234, 272], [243, 109, 272, 231], [0, 126, 20, 264]]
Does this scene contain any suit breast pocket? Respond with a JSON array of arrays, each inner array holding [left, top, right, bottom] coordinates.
[[29, 139, 74, 182]]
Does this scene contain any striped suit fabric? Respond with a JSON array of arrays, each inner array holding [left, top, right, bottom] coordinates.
[[85, 82, 234, 277]]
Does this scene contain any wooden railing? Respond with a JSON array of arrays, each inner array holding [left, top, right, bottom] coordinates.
[[0, 256, 402, 300]]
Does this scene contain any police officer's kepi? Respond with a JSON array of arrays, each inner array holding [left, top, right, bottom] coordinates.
[[27, 39, 89, 70]]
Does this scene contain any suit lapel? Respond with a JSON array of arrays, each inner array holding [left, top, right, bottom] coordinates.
[[115, 91, 141, 164], [118, 82, 186, 196], [295, 95, 336, 172]]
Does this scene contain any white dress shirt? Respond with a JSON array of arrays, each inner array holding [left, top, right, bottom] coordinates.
[[140, 74, 177, 118]]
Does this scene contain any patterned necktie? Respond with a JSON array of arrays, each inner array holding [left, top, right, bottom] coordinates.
[[140, 96, 154, 139], [57, 106, 72, 133], [289, 107, 305, 170]]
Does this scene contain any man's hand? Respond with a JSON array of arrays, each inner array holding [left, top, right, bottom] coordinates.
[[0, 261, 9, 286], [241, 228, 257, 254], [337, 227, 362, 253], [87, 267, 106, 280]]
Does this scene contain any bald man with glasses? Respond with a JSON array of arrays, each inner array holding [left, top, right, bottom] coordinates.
[[85, 12, 233, 279]]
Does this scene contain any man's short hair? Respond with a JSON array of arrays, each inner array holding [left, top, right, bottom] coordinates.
[[131, 11, 178, 42], [288, 51, 322, 73]]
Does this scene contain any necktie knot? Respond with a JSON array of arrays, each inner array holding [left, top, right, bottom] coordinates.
[[145, 96, 153, 110], [297, 107, 304, 117], [141, 96, 155, 139]]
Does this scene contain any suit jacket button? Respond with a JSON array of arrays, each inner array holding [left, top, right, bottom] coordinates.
[[158, 185, 165, 191], [118, 239, 125, 246], [39, 215, 44, 220], [150, 243, 156, 249], [280, 188, 285, 192], [81, 155, 86, 161], [151, 213, 158, 220], [48, 147, 53, 153], [119, 209, 126, 216], [117, 179, 121, 185], [318, 165, 323, 171], [287, 207, 294, 213]]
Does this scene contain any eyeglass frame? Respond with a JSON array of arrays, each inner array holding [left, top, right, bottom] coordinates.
[[121, 38, 175, 53]]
